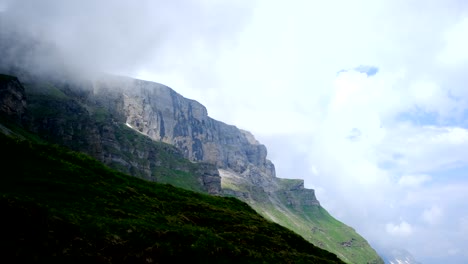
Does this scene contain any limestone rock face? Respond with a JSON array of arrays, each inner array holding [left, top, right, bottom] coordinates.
[[89, 76, 324, 216], [93, 77, 276, 181]]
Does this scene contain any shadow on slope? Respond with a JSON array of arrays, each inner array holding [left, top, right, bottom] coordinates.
[[0, 133, 344, 263]]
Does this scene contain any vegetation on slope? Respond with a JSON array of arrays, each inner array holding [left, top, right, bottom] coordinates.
[[251, 202, 383, 264], [0, 133, 344, 263], [20, 78, 212, 193], [222, 174, 384, 264]]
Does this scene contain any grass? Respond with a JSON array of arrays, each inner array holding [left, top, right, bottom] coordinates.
[[0, 133, 344, 263], [249, 194, 384, 264], [277, 178, 304, 190], [221, 174, 383, 263]]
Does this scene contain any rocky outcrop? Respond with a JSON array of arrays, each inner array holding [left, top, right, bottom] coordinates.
[[0, 74, 28, 124], [195, 163, 222, 195], [85, 75, 324, 215], [92, 76, 276, 177]]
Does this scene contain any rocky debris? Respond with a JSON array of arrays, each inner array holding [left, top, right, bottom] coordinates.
[[311, 226, 325, 234], [340, 238, 356, 248], [195, 163, 222, 195]]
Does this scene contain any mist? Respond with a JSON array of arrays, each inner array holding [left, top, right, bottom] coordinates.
[[0, 0, 252, 80]]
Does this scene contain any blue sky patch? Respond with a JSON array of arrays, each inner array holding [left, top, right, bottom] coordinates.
[[354, 65, 379, 76], [396, 108, 439, 126], [337, 65, 379, 77]]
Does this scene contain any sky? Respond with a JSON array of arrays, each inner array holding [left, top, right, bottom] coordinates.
[[2, 0, 468, 263]]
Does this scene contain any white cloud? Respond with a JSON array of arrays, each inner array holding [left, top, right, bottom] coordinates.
[[407, 80, 453, 116], [398, 174, 431, 188], [422, 205, 443, 226], [438, 16, 468, 66], [386, 221, 413, 237], [378, 125, 468, 173]]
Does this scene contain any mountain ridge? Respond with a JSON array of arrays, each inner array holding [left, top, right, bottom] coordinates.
[[0, 72, 383, 263]]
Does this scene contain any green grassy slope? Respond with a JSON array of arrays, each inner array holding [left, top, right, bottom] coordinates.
[[251, 203, 383, 264], [222, 177, 384, 264], [0, 133, 344, 263]]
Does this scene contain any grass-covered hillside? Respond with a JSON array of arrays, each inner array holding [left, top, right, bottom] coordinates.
[[0, 133, 344, 263], [222, 175, 384, 264]]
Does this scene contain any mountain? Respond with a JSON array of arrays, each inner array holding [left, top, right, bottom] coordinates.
[[0, 72, 383, 263], [380, 248, 422, 264], [0, 132, 346, 263]]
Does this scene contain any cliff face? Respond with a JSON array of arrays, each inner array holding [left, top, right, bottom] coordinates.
[[90, 76, 382, 264], [96, 77, 275, 175], [0, 73, 383, 264], [0, 74, 220, 195], [0, 74, 27, 124], [93, 76, 281, 194]]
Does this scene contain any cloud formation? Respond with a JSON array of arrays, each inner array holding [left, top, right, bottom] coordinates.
[[398, 174, 431, 188], [386, 221, 413, 237], [422, 205, 443, 226], [0, 0, 252, 78]]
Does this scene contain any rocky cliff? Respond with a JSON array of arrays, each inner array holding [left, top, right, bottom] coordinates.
[[0, 74, 27, 124], [0, 72, 383, 264], [92, 77, 325, 207], [90, 75, 382, 264], [95, 76, 276, 177], [0, 74, 221, 195]]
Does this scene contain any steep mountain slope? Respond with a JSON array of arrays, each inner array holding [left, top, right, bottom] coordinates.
[[0, 72, 383, 263], [0, 132, 344, 263]]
